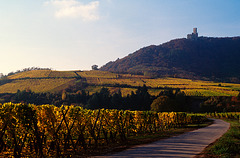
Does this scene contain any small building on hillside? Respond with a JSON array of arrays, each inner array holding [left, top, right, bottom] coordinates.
[[187, 28, 198, 40]]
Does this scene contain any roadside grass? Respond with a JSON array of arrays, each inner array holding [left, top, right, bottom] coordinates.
[[198, 119, 240, 158], [86, 120, 213, 157]]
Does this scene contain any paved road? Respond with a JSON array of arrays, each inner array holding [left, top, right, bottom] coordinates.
[[93, 119, 230, 158]]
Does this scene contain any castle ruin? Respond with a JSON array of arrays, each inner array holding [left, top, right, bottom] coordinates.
[[187, 28, 198, 40]]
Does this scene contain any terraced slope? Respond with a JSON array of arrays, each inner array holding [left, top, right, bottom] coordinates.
[[1, 70, 240, 96], [82, 73, 240, 96], [0, 79, 75, 93], [0, 70, 81, 93], [8, 70, 52, 79]]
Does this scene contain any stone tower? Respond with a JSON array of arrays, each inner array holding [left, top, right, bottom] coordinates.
[[193, 28, 197, 34], [187, 28, 198, 40]]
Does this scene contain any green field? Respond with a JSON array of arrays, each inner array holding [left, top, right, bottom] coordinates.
[[0, 70, 240, 96]]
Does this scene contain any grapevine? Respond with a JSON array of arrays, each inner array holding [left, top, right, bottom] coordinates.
[[0, 103, 207, 157]]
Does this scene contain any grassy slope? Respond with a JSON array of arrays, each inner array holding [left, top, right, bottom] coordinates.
[[197, 119, 240, 158], [0, 70, 240, 96]]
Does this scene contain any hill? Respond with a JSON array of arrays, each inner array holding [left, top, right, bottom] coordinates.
[[1, 70, 240, 97], [100, 37, 240, 83], [0, 70, 80, 94]]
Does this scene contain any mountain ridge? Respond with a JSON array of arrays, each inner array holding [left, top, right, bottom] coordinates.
[[100, 36, 240, 82]]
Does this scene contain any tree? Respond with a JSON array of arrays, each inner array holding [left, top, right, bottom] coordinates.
[[87, 87, 111, 109], [111, 89, 123, 109], [151, 96, 173, 112], [151, 89, 186, 112], [136, 85, 151, 110], [92, 65, 99, 70], [62, 90, 67, 101], [87, 93, 100, 109]]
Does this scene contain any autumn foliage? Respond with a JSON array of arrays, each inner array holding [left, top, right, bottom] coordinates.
[[0, 103, 206, 157]]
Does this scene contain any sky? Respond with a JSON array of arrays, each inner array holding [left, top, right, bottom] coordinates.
[[0, 0, 240, 74]]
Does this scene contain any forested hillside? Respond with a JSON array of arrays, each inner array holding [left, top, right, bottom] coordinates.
[[100, 37, 240, 82]]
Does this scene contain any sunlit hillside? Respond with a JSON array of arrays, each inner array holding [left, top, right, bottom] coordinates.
[[0, 79, 75, 93], [0, 70, 240, 96], [8, 70, 52, 79]]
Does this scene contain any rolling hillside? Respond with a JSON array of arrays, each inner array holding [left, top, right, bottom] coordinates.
[[100, 37, 240, 82], [0, 70, 240, 97]]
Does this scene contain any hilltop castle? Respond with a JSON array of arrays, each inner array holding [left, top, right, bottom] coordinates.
[[187, 28, 198, 40]]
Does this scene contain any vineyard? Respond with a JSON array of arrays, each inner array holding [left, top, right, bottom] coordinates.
[[205, 112, 240, 120], [0, 103, 207, 157], [48, 71, 78, 78], [0, 79, 76, 94], [7, 70, 52, 80], [76, 71, 240, 96], [77, 70, 118, 79], [1, 70, 240, 96]]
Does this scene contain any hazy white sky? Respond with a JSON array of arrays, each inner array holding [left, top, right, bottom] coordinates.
[[1, 0, 240, 74]]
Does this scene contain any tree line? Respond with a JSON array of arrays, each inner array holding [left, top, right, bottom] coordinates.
[[0, 85, 188, 112], [0, 85, 239, 112]]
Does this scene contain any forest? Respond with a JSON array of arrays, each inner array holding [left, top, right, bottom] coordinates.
[[101, 37, 240, 83]]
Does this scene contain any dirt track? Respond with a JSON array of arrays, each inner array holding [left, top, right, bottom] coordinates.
[[93, 119, 230, 158]]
